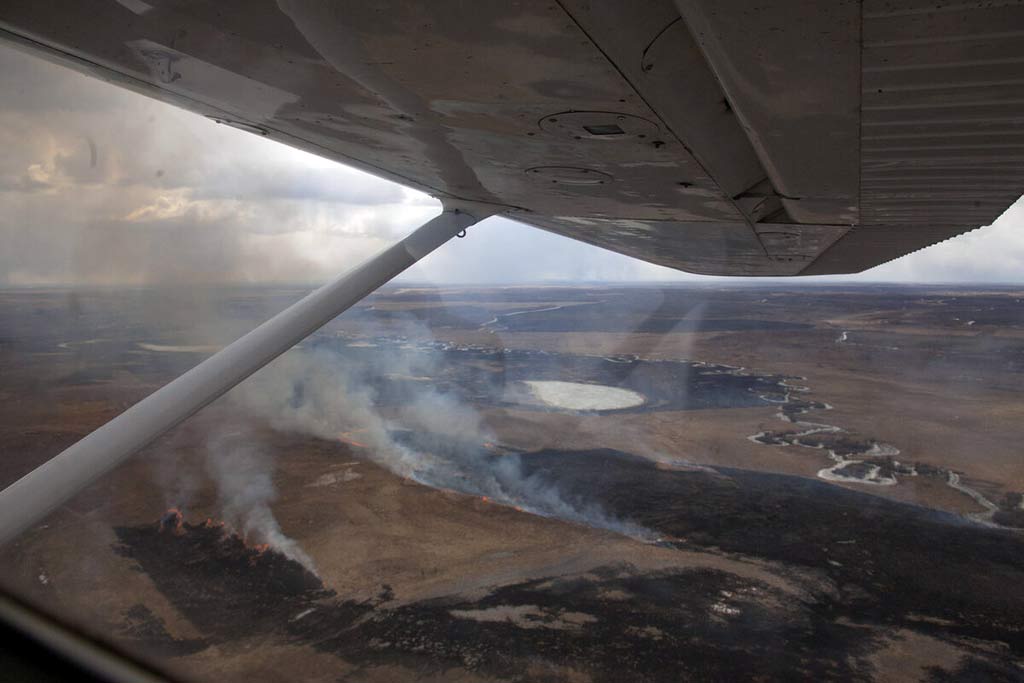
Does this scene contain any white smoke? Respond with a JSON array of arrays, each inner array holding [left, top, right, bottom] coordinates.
[[230, 336, 653, 540], [203, 424, 317, 572], [232, 347, 423, 477], [154, 313, 655, 569]]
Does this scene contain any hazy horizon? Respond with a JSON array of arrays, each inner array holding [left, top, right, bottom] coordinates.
[[4, 279, 1024, 291]]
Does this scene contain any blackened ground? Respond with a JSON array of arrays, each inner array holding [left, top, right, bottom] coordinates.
[[114, 522, 333, 641], [518, 450, 1024, 653], [114, 452, 1024, 681], [314, 566, 876, 682], [114, 519, 884, 681], [926, 657, 1024, 683]]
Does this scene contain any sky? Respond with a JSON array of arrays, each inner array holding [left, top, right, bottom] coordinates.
[[1, 42, 1022, 287]]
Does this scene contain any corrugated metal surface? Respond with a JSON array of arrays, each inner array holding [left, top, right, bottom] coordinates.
[[801, 1, 1024, 275], [861, 0, 1024, 228]]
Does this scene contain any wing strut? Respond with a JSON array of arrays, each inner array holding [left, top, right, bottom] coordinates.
[[0, 204, 491, 546]]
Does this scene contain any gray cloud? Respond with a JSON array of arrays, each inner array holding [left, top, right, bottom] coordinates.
[[189, 162, 405, 204], [0, 42, 437, 287]]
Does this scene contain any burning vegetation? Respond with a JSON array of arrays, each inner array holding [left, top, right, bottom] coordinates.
[[108, 444, 1024, 682], [336, 428, 369, 449], [115, 511, 327, 640], [158, 508, 184, 535]]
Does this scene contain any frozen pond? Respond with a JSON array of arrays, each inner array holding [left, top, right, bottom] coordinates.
[[522, 380, 645, 411], [137, 342, 221, 353]]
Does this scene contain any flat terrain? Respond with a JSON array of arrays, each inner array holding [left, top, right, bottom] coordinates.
[[1, 284, 1023, 681]]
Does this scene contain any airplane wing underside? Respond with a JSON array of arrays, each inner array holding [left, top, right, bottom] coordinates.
[[2, 0, 1021, 276]]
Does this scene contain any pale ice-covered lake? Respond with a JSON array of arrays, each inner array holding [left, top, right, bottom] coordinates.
[[522, 380, 646, 411]]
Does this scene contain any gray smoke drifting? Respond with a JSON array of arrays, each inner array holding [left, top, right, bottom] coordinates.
[[230, 336, 652, 540], [153, 317, 652, 567], [204, 424, 316, 572]]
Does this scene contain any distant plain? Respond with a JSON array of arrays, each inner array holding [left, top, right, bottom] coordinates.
[[1, 284, 1022, 682]]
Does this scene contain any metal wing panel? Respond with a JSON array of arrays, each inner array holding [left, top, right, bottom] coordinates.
[[0, 1, 737, 218], [526, 217, 848, 277], [859, 0, 1024, 231], [674, 0, 863, 226], [1, 0, 1021, 277], [799, 224, 978, 276]]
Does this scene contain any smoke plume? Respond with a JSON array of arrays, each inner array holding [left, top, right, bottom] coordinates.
[[230, 333, 652, 540], [203, 424, 316, 572]]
